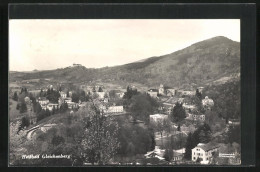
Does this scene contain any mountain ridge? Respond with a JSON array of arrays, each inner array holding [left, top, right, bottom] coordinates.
[[9, 36, 240, 88]]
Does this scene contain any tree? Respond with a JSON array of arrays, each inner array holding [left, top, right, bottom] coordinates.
[[164, 148, 173, 162], [195, 89, 202, 100], [129, 94, 159, 123], [227, 125, 240, 144], [98, 87, 103, 92], [52, 135, 65, 146], [18, 117, 30, 131], [79, 90, 86, 102], [13, 92, 18, 101], [177, 124, 181, 131], [35, 102, 42, 114], [46, 89, 60, 103], [170, 102, 186, 122], [19, 102, 27, 113], [109, 90, 117, 99], [9, 121, 28, 165], [72, 93, 80, 103], [37, 110, 47, 122], [60, 102, 68, 113], [81, 104, 120, 165], [16, 103, 20, 110], [184, 132, 193, 160], [123, 86, 138, 100]]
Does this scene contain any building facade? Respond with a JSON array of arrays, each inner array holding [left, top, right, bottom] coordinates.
[[192, 143, 220, 164]]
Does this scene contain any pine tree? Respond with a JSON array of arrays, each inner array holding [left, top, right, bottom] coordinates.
[[19, 102, 27, 113], [196, 89, 202, 100], [98, 87, 103, 92], [170, 102, 186, 122], [177, 124, 181, 131], [13, 92, 18, 101], [184, 132, 193, 160]]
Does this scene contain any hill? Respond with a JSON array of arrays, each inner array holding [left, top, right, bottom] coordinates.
[[9, 36, 240, 88]]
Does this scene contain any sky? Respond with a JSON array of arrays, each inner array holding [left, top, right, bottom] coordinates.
[[9, 19, 240, 71]]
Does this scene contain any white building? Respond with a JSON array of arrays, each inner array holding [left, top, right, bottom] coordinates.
[[192, 143, 220, 164], [59, 91, 67, 98], [104, 106, 124, 113], [150, 114, 168, 123], [158, 84, 165, 95], [147, 89, 158, 98], [187, 113, 205, 121], [202, 96, 214, 110], [47, 103, 59, 111], [37, 97, 49, 107], [96, 92, 106, 99]]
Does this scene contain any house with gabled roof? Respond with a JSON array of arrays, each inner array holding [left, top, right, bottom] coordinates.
[[192, 142, 220, 164]]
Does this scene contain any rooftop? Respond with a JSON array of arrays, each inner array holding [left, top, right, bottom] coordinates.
[[195, 142, 220, 152]]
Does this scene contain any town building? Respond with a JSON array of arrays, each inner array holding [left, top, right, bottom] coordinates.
[[67, 102, 78, 109], [192, 142, 220, 164], [158, 84, 165, 95], [150, 114, 168, 123], [73, 63, 82, 67], [202, 96, 214, 110], [28, 90, 41, 97], [59, 91, 67, 98], [37, 97, 49, 107], [64, 97, 72, 104], [96, 92, 106, 99], [165, 88, 176, 97], [183, 103, 197, 111], [197, 87, 204, 94], [172, 150, 184, 162], [187, 113, 205, 121], [145, 146, 165, 161], [47, 103, 59, 111], [147, 89, 158, 98], [228, 119, 240, 126], [104, 105, 124, 114]]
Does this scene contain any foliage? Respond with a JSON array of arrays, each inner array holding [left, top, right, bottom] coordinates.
[[19, 102, 27, 113], [81, 105, 120, 165], [117, 124, 155, 156], [18, 117, 30, 131], [12, 92, 18, 101], [129, 93, 159, 123], [203, 80, 240, 121], [184, 123, 212, 160], [98, 87, 103, 92], [9, 121, 29, 165], [226, 125, 240, 144], [164, 148, 173, 162], [52, 135, 65, 146], [72, 92, 80, 103], [60, 102, 68, 113], [184, 132, 193, 160], [123, 86, 138, 100], [36, 109, 51, 122], [150, 119, 170, 138], [170, 102, 186, 122], [46, 88, 60, 103], [195, 89, 202, 100]]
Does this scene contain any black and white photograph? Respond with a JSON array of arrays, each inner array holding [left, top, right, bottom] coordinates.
[[9, 19, 241, 166]]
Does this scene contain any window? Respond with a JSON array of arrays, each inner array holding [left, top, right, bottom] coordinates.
[[194, 152, 195, 155], [207, 158, 208, 160], [193, 157, 196, 160]]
